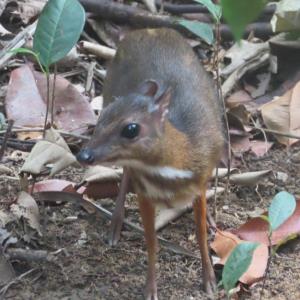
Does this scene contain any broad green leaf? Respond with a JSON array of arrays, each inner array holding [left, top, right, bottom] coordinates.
[[222, 242, 259, 294], [269, 191, 296, 231], [178, 20, 214, 44], [33, 0, 85, 68], [221, 0, 267, 41], [193, 0, 222, 21]]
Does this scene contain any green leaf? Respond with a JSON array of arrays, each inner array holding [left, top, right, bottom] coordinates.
[[178, 20, 214, 44], [221, 0, 266, 41], [268, 191, 296, 231], [10, 48, 37, 56], [33, 0, 85, 68], [10, 48, 45, 73], [222, 242, 259, 294], [193, 0, 222, 22]]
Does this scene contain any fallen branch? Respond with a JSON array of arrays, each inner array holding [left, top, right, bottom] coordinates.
[[154, 1, 276, 17], [0, 268, 38, 297], [79, 41, 116, 60], [0, 21, 37, 69], [79, 0, 273, 40], [6, 248, 54, 262], [250, 126, 300, 141]]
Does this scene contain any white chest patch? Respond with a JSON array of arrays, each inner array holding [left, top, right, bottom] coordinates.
[[116, 159, 194, 180]]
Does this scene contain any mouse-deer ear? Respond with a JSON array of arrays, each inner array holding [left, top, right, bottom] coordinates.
[[151, 87, 172, 125], [138, 80, 159, 97]]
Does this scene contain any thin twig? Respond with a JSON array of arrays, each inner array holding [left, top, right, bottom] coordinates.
[[250, 125, 300, 140], [0, 120, 14, 161], [259, 232, 272, 300], [250, 116, 269, 155], [0, 21, 37, 69], [43, 72, 50, 137], [0, 127, 90, 141], [51, 64, 57, 126], [215, 21, 231, 214], [0, 268, 38, 296]]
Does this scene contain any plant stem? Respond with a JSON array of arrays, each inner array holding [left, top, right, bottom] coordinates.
[[259, 231, 272, 300], [214, 19, 231, 219], [43, 70, 50, 137], [50, 64, 57, 126]]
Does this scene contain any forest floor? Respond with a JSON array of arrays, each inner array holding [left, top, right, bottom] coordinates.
[[1, 144, 300, 300]]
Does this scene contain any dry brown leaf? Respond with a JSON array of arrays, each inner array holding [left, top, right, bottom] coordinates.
[[226, 90, 253, 109], [231, 136, 251, 157], [235, 199, 300, 246], [32, 179, 76, 193], [17, 0, 46, 24], [5, 65, 96, 134], [260, 81, 300, 145], [228, 170, 272, 186], [21, 127, 77, 176], [10, 191, 41, 235], [249, 140, 273, 157], [211, 230, 268, 285]]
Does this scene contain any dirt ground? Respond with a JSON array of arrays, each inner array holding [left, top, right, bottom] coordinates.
[[1, 144, 300, 300]]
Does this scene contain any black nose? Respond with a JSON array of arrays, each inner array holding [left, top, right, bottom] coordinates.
[[77, 148, 95, 164]]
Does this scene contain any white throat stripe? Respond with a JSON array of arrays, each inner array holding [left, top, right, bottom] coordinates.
[[116, 160, 194, 179]]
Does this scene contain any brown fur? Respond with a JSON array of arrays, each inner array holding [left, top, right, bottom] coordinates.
[[78, 28, 225, 299]]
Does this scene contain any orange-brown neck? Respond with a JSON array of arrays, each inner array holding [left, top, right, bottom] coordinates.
[[159, 121, 192, 170]]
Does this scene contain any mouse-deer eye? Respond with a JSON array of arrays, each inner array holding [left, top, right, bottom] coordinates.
[[121, 123, 140, 139]]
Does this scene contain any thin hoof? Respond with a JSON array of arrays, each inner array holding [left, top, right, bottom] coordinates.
[[144, 291, 158, 300], [107, 226, 121, 247], [144, 281, 158, 300], [203, 271, 217, 298]]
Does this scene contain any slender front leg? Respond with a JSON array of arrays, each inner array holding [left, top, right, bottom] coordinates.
[[138, 196, 158, 300], [107, 168, 130, 246], [193, 185, 217, 296]]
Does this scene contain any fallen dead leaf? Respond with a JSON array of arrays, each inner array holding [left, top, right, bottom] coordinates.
[[211, 230, 268, 285], [260, 81, 300, 145], [21, 127, 77, 176], [249, 140, 273, 157], [235, 199, 300, 245], [17, 0, 46, 24], [5, 65, 96, 135], [226, 90, 253, 109], [231, 135, 251, 157], [10, 191, 41, 235], [31, 179, 76, 193], [228, 105, 251, 126], [227, 170, 272, 186]]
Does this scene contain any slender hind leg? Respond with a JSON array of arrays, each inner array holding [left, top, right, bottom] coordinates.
[[193, 184, 217, 296]]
